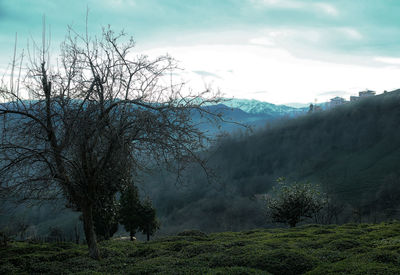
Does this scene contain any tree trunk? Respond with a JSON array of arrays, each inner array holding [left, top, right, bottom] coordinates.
[[130, 230, 135, 241], [104, 224, 110, 241], [82, 205, 100, 260], [74, 224, 80, 244]]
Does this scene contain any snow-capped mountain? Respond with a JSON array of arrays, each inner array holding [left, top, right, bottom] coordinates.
[[192, 99, 307, 135], [221, 98, 306, 116]]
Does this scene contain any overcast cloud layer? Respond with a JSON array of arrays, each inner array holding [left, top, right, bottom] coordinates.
[[1, 0, 400, 104]]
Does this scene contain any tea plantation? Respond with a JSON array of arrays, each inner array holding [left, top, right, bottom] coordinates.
[[1, 222, 400, 274]]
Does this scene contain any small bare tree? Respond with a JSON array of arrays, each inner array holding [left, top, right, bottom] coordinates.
[[0, 23, 222, 259]]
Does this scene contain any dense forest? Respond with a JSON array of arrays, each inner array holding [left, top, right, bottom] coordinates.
[[2, 90, 400, 239]]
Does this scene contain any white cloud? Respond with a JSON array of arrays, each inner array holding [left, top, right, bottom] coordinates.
[[249, 37, 275, 46], [251, 0, 305, 9], [263, 28, 322, 46], [338, 28, 363, 40], [92, 0, 136, 9], [139, 43, 400, 104], [314, 3, 339, 16], [193, 70, 222, 79], [252, 0, 339, 17], [374, 57, 400, 65]]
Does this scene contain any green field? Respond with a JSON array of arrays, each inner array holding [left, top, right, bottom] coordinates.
[[1, 222, 400, 274]]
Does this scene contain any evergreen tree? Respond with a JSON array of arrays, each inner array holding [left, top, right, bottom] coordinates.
[[139, 198, 160, 241], [119, 185, 143, 241]]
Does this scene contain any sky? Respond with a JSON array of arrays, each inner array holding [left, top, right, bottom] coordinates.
[[1, 0, 400, 104]]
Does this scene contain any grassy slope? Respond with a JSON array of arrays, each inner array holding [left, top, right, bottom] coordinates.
[[1, 222, 400, 274]]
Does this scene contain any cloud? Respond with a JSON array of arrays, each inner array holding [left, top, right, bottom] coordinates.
[[313, 3, 339, 16], [374, 57, 400, 65], [317, 90, 351, 97], [251, 0, 339, 17], [250, 0, 305, 9], [140, 43, 400, 104], [252, 26, 365, 62], [250, 90, 270, 94], [338, 27, 362, 40], [249, 37, 275, 46], [95, 0, 136, 9], [193, 70, 222, 79]]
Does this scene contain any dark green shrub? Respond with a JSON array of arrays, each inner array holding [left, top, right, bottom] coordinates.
[[313, 229, 334, 235], [223, 241, 250, 248], [178, 230, 208, 238], [99, 247, 125, 259], [329, 238, 362, 251], [308, 261, 400, 275], [368, 250, 400, 265], [27, 261, 67, 274], [312, 249, 346, 263], [297, 240, 323, 249], [0, 263, 22, 274], [250, 249, 317, 275], [263, 240, 290, 249], [129, 246, 157, 258], [181, 244, 220, 258], [207, 253, 248, 268], [167, 241, 191, 252], [208, 266, 271, 274]]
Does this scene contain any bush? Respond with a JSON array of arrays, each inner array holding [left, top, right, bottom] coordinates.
[[177, 230, 208, 237], [208, 266, 271, 275], [250, 249, 317, 275], [266, 178, 326, 227], [328, 238, 362, 251]]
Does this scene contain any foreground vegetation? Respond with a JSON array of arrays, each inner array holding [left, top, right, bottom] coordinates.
[[1, 222, 400, 274]]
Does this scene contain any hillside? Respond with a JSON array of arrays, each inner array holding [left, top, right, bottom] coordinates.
[[143, 90, 400, 234], [212, 90, 400, 203], [1, 222, 400, 274]]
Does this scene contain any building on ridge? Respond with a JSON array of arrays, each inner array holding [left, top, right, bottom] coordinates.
[[330, 96, 346, 108], [359, 90, 376, 97], [350, 89, 376, 101], [350, 96, 359, 102]]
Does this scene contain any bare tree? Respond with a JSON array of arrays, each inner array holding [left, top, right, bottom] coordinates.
[[0, 23, 223, 259]]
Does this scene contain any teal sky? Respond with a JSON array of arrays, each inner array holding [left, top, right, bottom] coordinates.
[[1, 0, 400, 103]]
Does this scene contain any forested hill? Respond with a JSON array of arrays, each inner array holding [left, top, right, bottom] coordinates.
[[214, 89, 400, 201], [146, 89, 400, 233]]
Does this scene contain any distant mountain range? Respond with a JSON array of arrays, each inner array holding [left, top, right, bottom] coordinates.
[[196, 98, 307, 134], [221, 98, 302, 116]]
